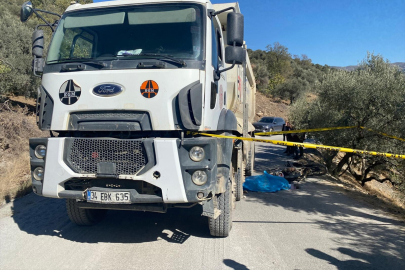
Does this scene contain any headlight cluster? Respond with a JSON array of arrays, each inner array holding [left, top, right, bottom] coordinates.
[[189, 146, 205, 162], [189, 146, 207, 186], [33, 167, 44, 181], [33, 144, 46, 181], [34, 145, 47, 159], [192, 170, 207, 186]]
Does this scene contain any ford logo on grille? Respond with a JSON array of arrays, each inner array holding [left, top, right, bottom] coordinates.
[[93, 84, 123, 97]]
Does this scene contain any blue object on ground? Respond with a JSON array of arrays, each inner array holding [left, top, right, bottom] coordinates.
[[243, 171, 290, 192]]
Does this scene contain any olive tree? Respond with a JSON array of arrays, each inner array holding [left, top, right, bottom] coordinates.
[[0, 9, 37, 96], [0, 0, 93, 97], [290, 53, 405, 186]]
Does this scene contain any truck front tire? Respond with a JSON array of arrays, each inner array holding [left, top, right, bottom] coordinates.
[[236, 163, 244, 201], [66, 199, 107, 226], [208, 179, 233, 237]]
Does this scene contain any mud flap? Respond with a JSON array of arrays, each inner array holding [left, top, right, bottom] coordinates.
[[216, 133, 233, 194], [201, 197, 221, 219]]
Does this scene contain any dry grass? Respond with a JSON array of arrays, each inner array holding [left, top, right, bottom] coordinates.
[[0, 100, 46, 204], [0, 154, 32, 204]]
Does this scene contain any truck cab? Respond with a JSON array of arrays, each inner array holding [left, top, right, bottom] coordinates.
[[22, 0, 256, 237]]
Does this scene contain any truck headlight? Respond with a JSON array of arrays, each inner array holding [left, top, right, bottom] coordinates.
[[33, 167, 44, 181], [192, 170, 207, 186], [189, 146, 205, 162], [34, 145, 47, 159]]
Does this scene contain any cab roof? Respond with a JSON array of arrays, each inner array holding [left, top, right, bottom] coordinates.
[[66, 0, 211, 12]]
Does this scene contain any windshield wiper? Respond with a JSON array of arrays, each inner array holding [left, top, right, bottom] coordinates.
[[137, 61, 166, 69], [117, 53, 187, 67], [81, 61, 107, 68], [47, 58, 107, 70], [59, 60, 107, 72]]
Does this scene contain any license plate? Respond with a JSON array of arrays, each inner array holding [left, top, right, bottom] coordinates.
[[86, 190, 131, 204]]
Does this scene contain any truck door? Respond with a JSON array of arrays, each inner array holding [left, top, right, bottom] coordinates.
[[204, 16, 227, 130]]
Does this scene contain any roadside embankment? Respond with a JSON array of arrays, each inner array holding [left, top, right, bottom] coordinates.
[[254, 92, 289, 121], [304, 148, 405, 218], [0, 98, 46, 204]]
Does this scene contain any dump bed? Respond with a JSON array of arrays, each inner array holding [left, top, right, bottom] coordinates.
[[213, 3, 256, 133]]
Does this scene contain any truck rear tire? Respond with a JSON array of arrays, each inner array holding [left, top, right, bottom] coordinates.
[[208, 179, 233, 237], [245, 143, 255, 176], [66, 199, 107, 226]]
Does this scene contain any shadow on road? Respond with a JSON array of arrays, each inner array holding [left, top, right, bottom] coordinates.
[[249, 141, 405, 270], [223, 259, 249, 270], [10, 194, 212, 244], [306, 248, 373, 269], [246, 186, 405, 270], [246, 188, 405, 269]]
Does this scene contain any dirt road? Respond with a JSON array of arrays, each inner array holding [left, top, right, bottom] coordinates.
[[1, 136, 404, 270]]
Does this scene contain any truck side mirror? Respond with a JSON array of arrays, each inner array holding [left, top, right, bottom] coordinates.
[[225, 46, 245, 65], [227, 12, 244, 47], [33, 58, 44, 75], [32, 30, 44, 76], [214, 10, 245, 77], [32, 30, 44, 58], [20, 1, 34, 22]]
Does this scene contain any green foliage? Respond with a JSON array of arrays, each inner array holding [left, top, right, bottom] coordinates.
[[290, 53, 405, 187], [267, 73, 285, 92], [0, 0, 91, 97], [265, 42, 292, 79], [0, 6, 37, 96], [0, 61, 12, 74], [249, 43, 332, 102]]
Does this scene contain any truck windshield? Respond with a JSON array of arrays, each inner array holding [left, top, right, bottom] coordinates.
[[47, 4, 204, 64]]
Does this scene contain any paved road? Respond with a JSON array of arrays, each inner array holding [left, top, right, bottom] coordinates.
[[1, 136, 404, 270]]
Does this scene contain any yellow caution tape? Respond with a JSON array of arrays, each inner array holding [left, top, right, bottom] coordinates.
[[255, 125, 405, 143], [191, 132, 405, 160], [359, 126, 405, 142], [255, 126, 357, 136]]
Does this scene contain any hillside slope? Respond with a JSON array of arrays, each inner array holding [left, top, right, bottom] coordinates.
[[0, 98, 46, 204], [254, 92, 290, 122], [333, 62, 405, 72]]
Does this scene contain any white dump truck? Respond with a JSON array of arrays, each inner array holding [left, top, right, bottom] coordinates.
[[21, 0, 256, 237]]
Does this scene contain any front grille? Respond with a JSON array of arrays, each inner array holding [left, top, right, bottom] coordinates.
[[67, 139, 148, 175], [74, 111, 143, 119]]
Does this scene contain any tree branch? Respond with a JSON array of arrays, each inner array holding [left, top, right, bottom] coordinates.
[[333, 152, 353, 175], [0, 59, 13, 69], [339, 158, 352, 177], [362, 173, 393, 186], [364, 160, 383, 177], [347, 159, 362, 181]]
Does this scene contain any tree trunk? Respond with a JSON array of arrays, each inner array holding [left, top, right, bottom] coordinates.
[[359, 157, 366, 183], [332, 152, 353, 175], [323, 151, 338, 171]]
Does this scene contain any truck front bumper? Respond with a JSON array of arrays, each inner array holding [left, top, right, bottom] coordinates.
[[29, 137, 218, 204]]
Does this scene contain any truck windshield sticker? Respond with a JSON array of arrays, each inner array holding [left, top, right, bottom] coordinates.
[[59, 80, 81, 105], [140, 80, 159, 98]]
